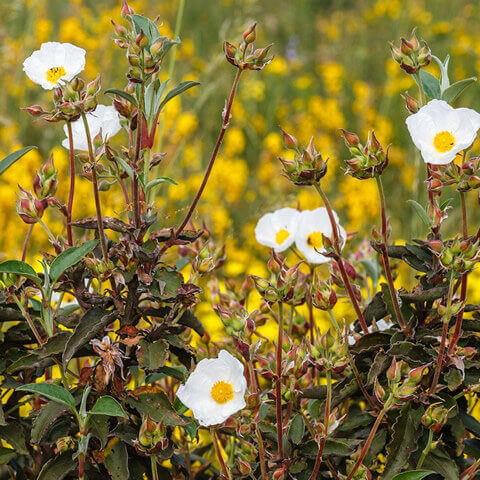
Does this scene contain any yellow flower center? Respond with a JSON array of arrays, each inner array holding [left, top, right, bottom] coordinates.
[[433, 131, 456, 153], [307, 231, 324, 249], [46, 66, 66, 84], [275, 229, 290, 245], [211, 381, 234, 404]]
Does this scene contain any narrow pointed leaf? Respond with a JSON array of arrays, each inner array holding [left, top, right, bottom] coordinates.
[[407, 200, 432, 227], [419, 70, 441, 100], [158, 81, 200, 112], [391, 471, 435, 480], [104, 88, 138, 106], [442, 77, 477, 103], [16, 383, 76, 410], [0, 146, 36, 176]]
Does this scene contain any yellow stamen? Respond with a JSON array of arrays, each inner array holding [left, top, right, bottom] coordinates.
[[46, 66, 66, 84], [307, 231, 323, 249], [433, 131, 455, 153], [211, 381, 234, 404], [275, 229, 290, 245]]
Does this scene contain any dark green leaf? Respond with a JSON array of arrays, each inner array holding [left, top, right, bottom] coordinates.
[[89, 415, 110, 449], [391, 471, 435, 480], [49, 239, 98, 284], [407, 200, 432, 227], [422, 448, 459, 480], [288, 414, 305, 445], [419, 70, 441, 99], [442, 77, 477, 103], [178, 310, 205, 336], [104, 88, 138, 106], [37, 451, 76, 480], [104, 437, 130, 480], [17, 383, 76, 410], [158, 81, 200, 111], [114, 156, 134, 180], [383, 403, 424, 479], [0, 259, 41, 284], [31, 401, 69, 444], [0, 146, 36, 176], [323, 439, 352, 456], [130, 14, 160, 46], [62, 308, 116, 369], [0, 422, 28, 454], [445, 367, 463, 391], [90, 396, 128, 418], [137, 338, 168, 370], [0, 446, 15, 465]]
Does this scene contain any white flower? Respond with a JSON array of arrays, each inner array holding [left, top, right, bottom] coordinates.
[[255, 208, 300, 252], [295, 207, 346, 264], [23, 42, 86, 90], [62, 105, 121, 151], [406, 99, 480, 165], [176, 350, 247, 426]]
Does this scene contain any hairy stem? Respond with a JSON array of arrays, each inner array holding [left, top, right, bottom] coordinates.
[[21, 224, 34, 262], [416, 429, 433, 469], [132, 81, 145, 230], [81, 113, 109, 263], [313, 182, 368, 334], [66, 121, 75, 246], [276, 302, 284, 458], [375, 175, 406, 331], [150, 456, 158, 480], [448, 190, 468, 355]]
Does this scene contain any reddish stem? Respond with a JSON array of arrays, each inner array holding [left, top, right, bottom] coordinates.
[[21, 224, 34, 262], [276, 303, 284, 458], [211, 429, 231, 480], [132, 81, 145, 230], [431, 319, 449, 394], [66, 121, 75, 246]]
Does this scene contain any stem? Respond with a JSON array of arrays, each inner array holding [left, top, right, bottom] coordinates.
[[308, 370, 332, 480], [81, 113, 109, 263], [78, 453, 85, 480], [276, 302, 284, 458], [160, 69, 242, 255], [414, 73, 426, 106], [132, 81, 145, 230], [346, 406, 388, 480], [431, 271, 455, 393], [375, 175, 406, 331], [211, 429, 231, 480], [38, 219, 56, 244], [66, 121, 75, 246], [150, 456, 158, 480], [21, 224, 34, 261], [13, 296, 43, 346], [416, 429, 433, 469], [313, 182, 368, 334], [448, 191, 468, 355], [156, 0, 185, 157]]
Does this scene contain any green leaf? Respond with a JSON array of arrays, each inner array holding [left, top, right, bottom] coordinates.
[[37, 451, 76, 480], [442, 77, 477, 103], [104, 437, 130, 480], [432, 54, 450, 92], [62, 307, 116, 369], [49, 239, 98, 284], [383, 403, 424, 479], [407, 200, 432, 227], [146, 177, 178, 192], [288, 414, 305, 445], [0, 422, 28, 454], [130, 14, 160, 46], [0, 259, 41, 284], [419, 70, 441, 99], [90, 396, 128, 418], [391, 471, 435, 480], [31, 401, 69, 444], [17, 383, 76, 410], [422, 448, 459, 480], [0, 446, 16, 465], [158, 81, 200, 112], [0, 146, 36, 176], [114, 156, 134, 180], [104, 88, 138, 107], [137, 338, 169, 370]]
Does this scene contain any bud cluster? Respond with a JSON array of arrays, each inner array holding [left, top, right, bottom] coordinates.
[[390, 29, 431, 74], [311, 276, 337, 310], [224, 23, 273, 71], [428, 236, 480, 274], [341, 129, 388, 179], [134, 416, 168, 455], [278, 130, 327, 185], [421, 403, 452, 433], [374, 358, 428, 408], [24, 75, 101, 122], [428, 158, 480, 193], [251, 252, 306, 305], [310, 329, 348, 373], [112, 1, 180, 83]]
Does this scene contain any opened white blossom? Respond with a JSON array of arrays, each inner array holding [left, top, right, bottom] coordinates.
[[255, 207, 300, 252], [23, 42, 86, 90], [406, 99, 480, 165], [61, 105, 122, 151], [295, 207, 346, 264], [176, 350, 247, 426]]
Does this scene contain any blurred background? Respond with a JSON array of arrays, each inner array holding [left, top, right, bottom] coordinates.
[[1, 0, 480, 317]]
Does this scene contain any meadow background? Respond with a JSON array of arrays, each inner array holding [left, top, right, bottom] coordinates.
[[2, 0, 480, 334]]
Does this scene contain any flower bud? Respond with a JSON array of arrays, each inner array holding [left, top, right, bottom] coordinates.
[[33, 155, 58, 199], [280, 127, 297, 149], [121, 0, 134, 17], [111, 19, 127, 37], [421, 403, 450, 433], [401, 92, 419, 114], [16, 187, 45, 224], [136, 30, 149, 49], [86, 75, 101, 97], [340, 129, 360, 147], [22, 104, 46, 117], [242, 23, 257, 44]]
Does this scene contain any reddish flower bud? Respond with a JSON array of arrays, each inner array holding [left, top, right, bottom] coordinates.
[[340, 128, 360, 147], [242, 23, 257, 44]]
